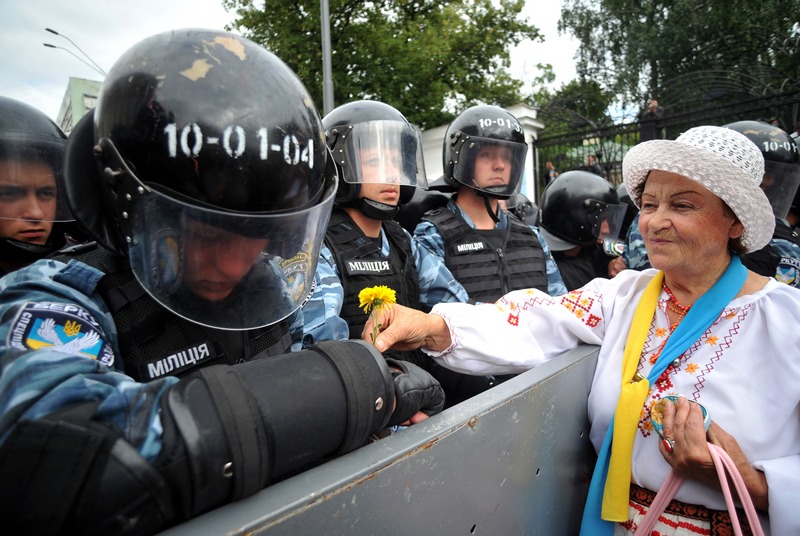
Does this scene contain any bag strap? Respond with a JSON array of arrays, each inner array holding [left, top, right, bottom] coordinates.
[[634, 443, 764, 536], [708, 444, 765, 536]]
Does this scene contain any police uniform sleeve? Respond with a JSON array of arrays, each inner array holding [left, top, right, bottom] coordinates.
[[298, 244, 350, 348], [622, 213, 651, 270], [413, 219, 447, 261]]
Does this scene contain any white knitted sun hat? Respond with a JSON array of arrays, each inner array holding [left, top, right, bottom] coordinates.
[[622, 125, 774, 253]]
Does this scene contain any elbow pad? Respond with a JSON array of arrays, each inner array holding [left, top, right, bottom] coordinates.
[[160, 339, 394, 515], [235, 339, 394, 480], [160, 365, 270, 519]]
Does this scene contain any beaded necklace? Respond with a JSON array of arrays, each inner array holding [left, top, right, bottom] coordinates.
[[662, 281, 692, 317]]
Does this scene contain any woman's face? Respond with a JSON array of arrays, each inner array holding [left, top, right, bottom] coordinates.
[[638, 170, 744, 276], [0, 160, 57, 245]]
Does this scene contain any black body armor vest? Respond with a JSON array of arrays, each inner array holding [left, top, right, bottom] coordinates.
[[423, 207, 548, 303], [552, 244, 611, 291], [324, 209, 428, 368], [53, 243, 292, 381]]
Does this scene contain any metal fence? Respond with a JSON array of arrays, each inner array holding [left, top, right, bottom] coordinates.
[[531, 87, 800, 203], [163, 345, 599, 535]]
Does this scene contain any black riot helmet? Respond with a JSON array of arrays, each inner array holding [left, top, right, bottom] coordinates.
[[506, 192, 538, 226], [724, 120, 800, 220], [64, 29, 336, 330], [539, 170, 626, 251], [443, 105, 528, 200], [323, 100, 427, 220], [0, 96, 76, 270]]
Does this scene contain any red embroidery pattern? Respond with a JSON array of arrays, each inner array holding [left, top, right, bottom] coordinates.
[[690, 306, 747, 397], [637, 304, 748, 438], [507, 313, 519, 326], [559, 290, 601, 328]]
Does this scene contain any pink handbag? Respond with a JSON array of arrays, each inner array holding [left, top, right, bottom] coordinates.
[[634, 443, 765, 536]]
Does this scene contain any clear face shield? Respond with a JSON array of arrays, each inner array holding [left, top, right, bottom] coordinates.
[[128, 183, 336, 330], [0, 138, 72, 246], [760, 160, 800, 219], [336, 120, 428, 189], [585, 200, 627, 257], [452, 136, 527, 198]]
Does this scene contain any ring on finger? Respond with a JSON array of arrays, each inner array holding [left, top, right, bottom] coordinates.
[[662, 437, 674, 453]]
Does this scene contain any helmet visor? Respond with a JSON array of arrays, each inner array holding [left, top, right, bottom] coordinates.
[[452, 136, 527, 198], [586, 200, 627, 241], [761, 160, 800, 219], [336, 120, 427, 188], [128, 182, 336, 330]]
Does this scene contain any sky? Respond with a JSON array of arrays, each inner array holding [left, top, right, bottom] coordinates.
[[0, 0, 578, 123]]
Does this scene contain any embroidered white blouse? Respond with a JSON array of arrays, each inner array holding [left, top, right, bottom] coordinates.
[[427, 268, 800, 535]]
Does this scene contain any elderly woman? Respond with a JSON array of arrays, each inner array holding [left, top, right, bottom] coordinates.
[[364, 126, 800, 534]]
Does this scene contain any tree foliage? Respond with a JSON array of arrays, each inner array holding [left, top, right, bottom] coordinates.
[[223, 0, 541, 129], [558, 0, 800, 109]]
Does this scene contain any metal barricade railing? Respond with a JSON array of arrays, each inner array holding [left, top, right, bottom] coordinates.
[[164, 345, 600, 535]]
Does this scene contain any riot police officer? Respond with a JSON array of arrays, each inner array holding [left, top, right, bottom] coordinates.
[[300, 100, 468, 370], [415, 104, 566, 301], [539, 170, 627, 290], [0, 96, 83, 275], [724, 120, 800, 287], [0, 30, 443, 535], [414, 105, 566, 405]]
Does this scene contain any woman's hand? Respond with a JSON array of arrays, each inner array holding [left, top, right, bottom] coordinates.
[[361, 303, 451, 353], [658, 396, 769, 511]]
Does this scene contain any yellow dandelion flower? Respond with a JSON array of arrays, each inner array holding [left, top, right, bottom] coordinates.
[[358, 286, 397, 346], [358, 285, 397, 314]]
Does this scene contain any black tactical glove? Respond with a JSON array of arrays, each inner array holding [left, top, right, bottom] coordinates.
[[386, 358, 445, 427]]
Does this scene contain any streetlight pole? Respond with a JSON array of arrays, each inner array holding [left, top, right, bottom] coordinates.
[[320, 0, 334, 115], [42, 44, 106, 78], [44, 28, 106, 77]]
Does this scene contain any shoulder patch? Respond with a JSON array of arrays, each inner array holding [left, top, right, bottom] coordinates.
[[7, 302, 115, 367], [776, 256, 800, 287], [278, 251, 312, 301]]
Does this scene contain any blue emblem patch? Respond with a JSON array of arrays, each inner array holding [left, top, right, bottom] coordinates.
[[7, 302, 115, 367], [776, 257, 800, 287], [278, 251, 311, 301]]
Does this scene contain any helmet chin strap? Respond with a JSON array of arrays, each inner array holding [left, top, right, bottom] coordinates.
[[480, 192, 501, 224], [358, 197, 400, 221]]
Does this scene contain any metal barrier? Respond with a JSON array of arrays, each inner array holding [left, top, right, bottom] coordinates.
[[163, 345, 600, 535]]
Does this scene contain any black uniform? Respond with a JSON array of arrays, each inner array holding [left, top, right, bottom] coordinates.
[[54, 243, 293, 380], [422, 207, 549, 302], [324, 208, 429, 369], [553, 244, 612, 291], [420, 207, 549, 406]]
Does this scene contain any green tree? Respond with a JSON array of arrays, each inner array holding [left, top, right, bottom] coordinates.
[[541, 78, 614, 132], [558, 0, 800, 109], [223, 0, 541, 129]]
